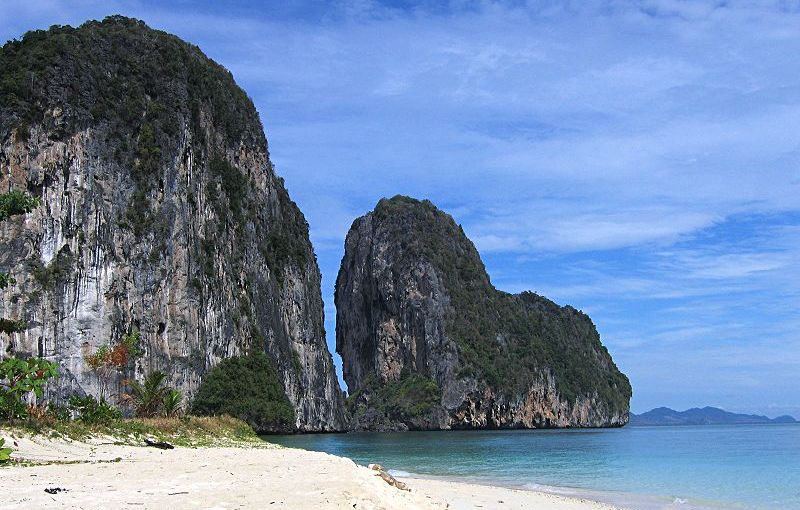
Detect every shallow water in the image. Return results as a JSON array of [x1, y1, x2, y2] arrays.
[[270, 424, 800, 510]]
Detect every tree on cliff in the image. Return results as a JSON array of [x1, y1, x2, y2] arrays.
[[0, 190, 39, 335]]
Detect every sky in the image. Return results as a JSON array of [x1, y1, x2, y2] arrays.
[[1, 0, 799, 417]]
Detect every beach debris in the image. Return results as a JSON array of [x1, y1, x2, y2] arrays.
[[370, 465, 410, 491], [144, 439, 175, 450], [380, 471, 409, 491], [44, 487, 67, 494]]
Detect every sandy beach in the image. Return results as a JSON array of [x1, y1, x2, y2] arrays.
[[0, 431, 622, 510]]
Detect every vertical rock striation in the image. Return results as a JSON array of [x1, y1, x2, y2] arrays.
[[336, 196, 631, 430], [0, 17, 345, 431]]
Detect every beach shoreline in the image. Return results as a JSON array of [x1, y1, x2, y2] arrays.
[[0, 430, 623, 509]]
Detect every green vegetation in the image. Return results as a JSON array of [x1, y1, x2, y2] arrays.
[[261, 230, 308, 277], [191, 351, 295, 433], [7, 415, 263, 450], [346, 372, 441, 427], [84, 332, 143, 401], [374, 372, 441, 420], [163, 389, 183, 418], [0, 360, 260, 456], [83, 342, 181, 420], [30, 245, 74, 289], [68, 395, 122, 425], [0, 273, 14, 289], [0, 357, 59, 420], [372, 196, 631, 414], [134, 121, 161, 179], [125, 371, 181, 418], [0, 356, 262, 455], [0, 318, 26, 336], [258, 184, 311, 280], [0, 190, 39, 220], [0, 437, 12, 462], [0, 16, 261, 148], [208, 155, 248, 221]]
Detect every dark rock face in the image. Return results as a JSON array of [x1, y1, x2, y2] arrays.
[[0, 17, 345, 431], [336, 196, 631, 430]]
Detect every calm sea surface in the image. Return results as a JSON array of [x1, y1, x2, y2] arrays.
[[270, 424, 800, 510]]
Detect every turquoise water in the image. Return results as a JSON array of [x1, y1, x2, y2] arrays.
[[270, 424, 800, 509]]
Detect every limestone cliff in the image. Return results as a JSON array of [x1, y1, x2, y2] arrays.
[[0, 17, 345, 431], [336, 196, 631, 430]]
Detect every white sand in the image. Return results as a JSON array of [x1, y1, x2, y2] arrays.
[[406, 478, 623, 510], [1, 431, 622, 510]]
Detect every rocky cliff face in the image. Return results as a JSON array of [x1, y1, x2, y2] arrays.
[[0, 17, 345, 431], [336, 196, 631, 430]]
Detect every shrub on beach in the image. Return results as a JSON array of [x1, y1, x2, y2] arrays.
[[69, 395, 123, 425], [0, 437, 12, 462], [0, 356, 59, 420], [84, 331, 143, 401], [123, 370, 184, 418], [191, 351, 295, 433], [163, 389, 183, 417], [125, 371, 170, 417]]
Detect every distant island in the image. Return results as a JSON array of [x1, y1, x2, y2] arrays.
[[630, 406, 797, 426]]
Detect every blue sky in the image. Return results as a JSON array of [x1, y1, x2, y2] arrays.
[[2, 0, 799, 417]]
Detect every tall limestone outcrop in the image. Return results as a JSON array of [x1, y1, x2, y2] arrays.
[[336, 196, 631, 430], [0, 17, 345, 431]]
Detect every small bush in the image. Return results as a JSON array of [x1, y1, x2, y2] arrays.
[[0, 437, 12, 462], [46, 402, 70, 422], [0, 357, 59, 420], [124, 371, 171, 418], [0, 190, 39, 220], [191, 351, 295, 433], [68, 395, 122, 425], [162, 389, 183, 417], [30, 246, 74, 289], [0, 318, 27, 335], [84, 331, 143, 401], [0, 273, 16, 289]]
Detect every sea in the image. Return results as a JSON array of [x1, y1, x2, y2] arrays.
[[270, 423, 800, 510]]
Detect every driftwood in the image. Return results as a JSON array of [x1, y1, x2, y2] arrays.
[[369, 463, 409, 491], [144, 439, 175, 450]]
